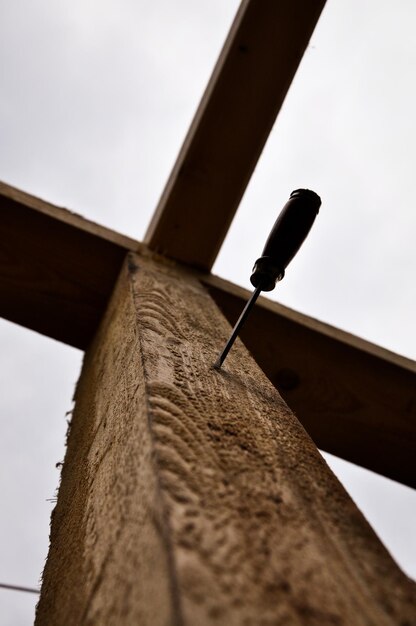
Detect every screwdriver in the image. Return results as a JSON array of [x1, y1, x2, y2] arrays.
[[214, 189, 321, 369]]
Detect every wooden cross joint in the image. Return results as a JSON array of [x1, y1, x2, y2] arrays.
[[1, 1, 415, 623]]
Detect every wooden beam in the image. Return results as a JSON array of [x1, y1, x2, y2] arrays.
[[205, 275, 416, 488], [1, 181, 415, 485], [145, 0, 327, 270], [0, 181, 139, 348], [36, 254, 416, 625]]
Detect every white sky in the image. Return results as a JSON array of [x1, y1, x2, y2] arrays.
[[0, 1, 415, 623]]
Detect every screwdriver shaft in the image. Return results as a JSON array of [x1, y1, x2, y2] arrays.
[[214, 190, 321, 372], [214, 284, 262, 369]]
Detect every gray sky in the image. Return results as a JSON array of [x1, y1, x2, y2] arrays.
[[1, 1, 415, 623]]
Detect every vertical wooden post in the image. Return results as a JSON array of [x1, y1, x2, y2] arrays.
[[36, 254, 415, 625]]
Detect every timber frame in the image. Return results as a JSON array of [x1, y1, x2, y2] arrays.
[[1, 181, 415, 488], [1, 0, 415, 623]]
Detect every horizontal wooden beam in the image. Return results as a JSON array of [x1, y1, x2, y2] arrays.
[[1, 181, 415, 487], [145, 0, 326, 270], [0, 181, 140, 349]]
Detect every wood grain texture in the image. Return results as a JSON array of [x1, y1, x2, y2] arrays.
[[204, 275, 416, 488], [36, 254, 415, 625], [0, 180, 140, 348], [36, 259, 175, 625], [145, 0, 327, 270]]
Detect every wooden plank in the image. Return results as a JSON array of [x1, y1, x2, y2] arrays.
[[0, 181, 139, 348], [204, 275, 416, 488], [145, 0, 327, 270], [1, 182, 414, 484], [36, 254, 415, 625]]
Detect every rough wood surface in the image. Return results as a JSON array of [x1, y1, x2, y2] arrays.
[[36, 254, 415, 625], [204, 275, 416, 488], [145, 0, 327, 270]]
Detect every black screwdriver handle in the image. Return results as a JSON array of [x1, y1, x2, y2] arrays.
[[250, 188, 321, 292]]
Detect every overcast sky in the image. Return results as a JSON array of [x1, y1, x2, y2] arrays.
[[1, 1, 415, 623]]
